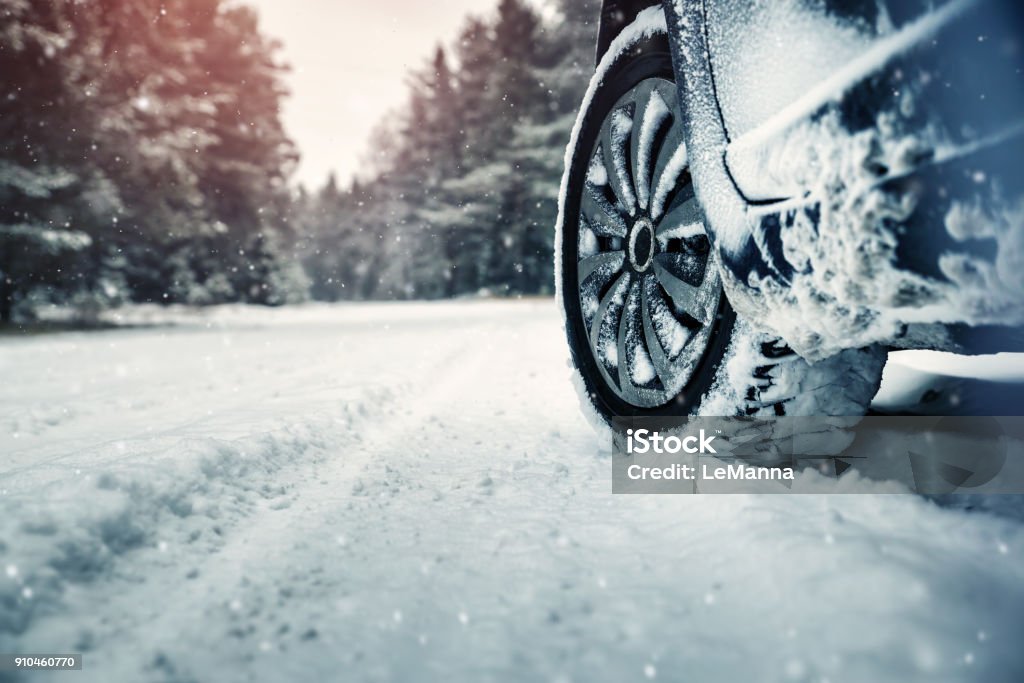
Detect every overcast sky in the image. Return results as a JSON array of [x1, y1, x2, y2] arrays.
[[246, 0, 503, 190]]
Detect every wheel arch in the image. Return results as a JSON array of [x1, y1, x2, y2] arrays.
[[595, 0, 664, 65]]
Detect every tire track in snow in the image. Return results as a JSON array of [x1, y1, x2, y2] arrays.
[[1, 324, 498, 682]]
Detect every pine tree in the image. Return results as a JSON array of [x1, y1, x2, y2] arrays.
[[0, 0, 106, 321], [453, 16, 499, 166]]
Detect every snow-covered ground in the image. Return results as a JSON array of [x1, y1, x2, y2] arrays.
[[1, 300, 1022, 682]]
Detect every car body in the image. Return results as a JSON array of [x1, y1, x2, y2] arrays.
[[594, 0, 1024, 360], [556, 0, 1023, 424]]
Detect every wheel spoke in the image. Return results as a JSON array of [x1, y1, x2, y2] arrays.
[[577, 251, 624, 287], [630, 82, 671, 212], [640, 277, 674, 383], [649, 117, 687, 220], [615, 281, 664, 403], [581, 184, 627, 237], [579, 251, 622, 330], [616, 280, 642, 396], [655, 189, 703, 240], [589, 271, 629, 361], [652, 254, 709, 324], [644, 273, 694, 357], [601, 106, 637, 216]]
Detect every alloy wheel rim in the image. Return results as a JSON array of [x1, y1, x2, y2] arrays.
[[575, 77, 723, 408]]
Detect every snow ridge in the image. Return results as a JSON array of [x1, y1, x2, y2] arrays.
[[0, 397, 388, 640]]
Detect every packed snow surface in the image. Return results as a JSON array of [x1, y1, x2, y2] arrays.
[[1, 301, 1023, 682]]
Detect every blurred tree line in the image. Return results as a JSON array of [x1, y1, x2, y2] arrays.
[[0, 0, 599, 322], [291, 0, 599, 301], [0, 0, 305, 322]]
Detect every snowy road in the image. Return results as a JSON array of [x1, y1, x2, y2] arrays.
[[1, 301, 1023, 682]]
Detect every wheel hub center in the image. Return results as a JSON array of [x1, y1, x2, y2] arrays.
[[628, 217, 655, 272]]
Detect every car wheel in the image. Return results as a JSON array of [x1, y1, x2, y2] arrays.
[[555, 7, 886, 434]]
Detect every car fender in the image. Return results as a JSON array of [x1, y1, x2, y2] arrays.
[[596, 0, 661, 65]]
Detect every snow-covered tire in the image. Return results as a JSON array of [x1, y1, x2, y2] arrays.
[[554, 7, 887, 434]]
